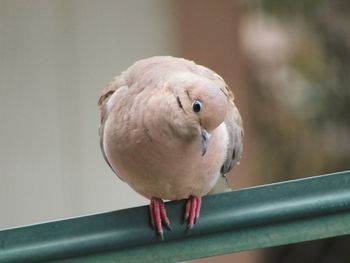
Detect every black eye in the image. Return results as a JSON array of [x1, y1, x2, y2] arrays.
[[192, 100, 203, 113]]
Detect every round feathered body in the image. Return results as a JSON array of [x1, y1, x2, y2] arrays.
[[98, 56, 243, 200]]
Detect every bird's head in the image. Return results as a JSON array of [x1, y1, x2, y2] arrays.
[[170, 73, 228, 155]]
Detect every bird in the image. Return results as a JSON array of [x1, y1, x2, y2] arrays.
[[98, 56, 243, 239]]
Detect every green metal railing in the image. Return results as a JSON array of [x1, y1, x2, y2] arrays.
[[1, 170, 350, 262]]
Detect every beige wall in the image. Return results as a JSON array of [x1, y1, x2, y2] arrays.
[[0, 0, 177, 229]]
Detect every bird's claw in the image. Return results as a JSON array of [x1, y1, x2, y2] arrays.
[[150, 196, 202, 239], [183, 195, 202, 229], [149, 197, 171, 239]]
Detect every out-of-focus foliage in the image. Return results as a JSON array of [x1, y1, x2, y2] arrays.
[[240, 1, 350, 262], [241, 0, 350, 182]]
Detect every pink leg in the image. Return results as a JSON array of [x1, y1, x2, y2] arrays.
[[149, 197, 171, 240], [184, 196, 202, 229]]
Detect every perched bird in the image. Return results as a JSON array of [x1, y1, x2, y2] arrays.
[[98, 56, 243, 239]]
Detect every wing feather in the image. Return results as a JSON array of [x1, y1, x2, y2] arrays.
[[195, 64, 243, 175], [98, 76, 126, 180]]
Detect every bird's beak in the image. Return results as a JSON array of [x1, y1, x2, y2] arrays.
[[201, 128, 210, 156]]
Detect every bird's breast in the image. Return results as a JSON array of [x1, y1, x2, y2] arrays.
[[104, 108, 229, 200]]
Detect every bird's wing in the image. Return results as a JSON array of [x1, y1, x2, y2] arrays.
[[221, 102, 244, 175], [98, 76, 126, 180], [216, 79, 243, 175], [196, 65, 244, 175]]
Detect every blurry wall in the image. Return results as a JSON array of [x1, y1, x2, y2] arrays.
[[0, 0, 177, 229]]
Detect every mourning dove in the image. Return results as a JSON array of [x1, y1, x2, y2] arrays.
[[98, 56, 243, 239]]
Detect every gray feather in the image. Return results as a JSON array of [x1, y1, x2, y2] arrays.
[[98, 77, 125, 181], [221, 104, 244, 176]]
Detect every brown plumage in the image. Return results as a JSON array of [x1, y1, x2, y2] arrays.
[[98, 56, 243, 238]]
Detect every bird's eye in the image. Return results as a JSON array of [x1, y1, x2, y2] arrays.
[[192, 100, 203, 113]]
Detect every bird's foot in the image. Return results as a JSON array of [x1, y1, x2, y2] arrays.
[[183, 195, 202, 229], [149, 197, 171, 240]]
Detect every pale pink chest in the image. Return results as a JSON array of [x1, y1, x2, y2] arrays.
[[104, 117, 229, 200]]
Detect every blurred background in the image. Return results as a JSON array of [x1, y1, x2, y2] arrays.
[[1, 0, 349, 262]]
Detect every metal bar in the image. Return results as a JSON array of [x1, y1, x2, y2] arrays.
[[1, 170, 350, 263]]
